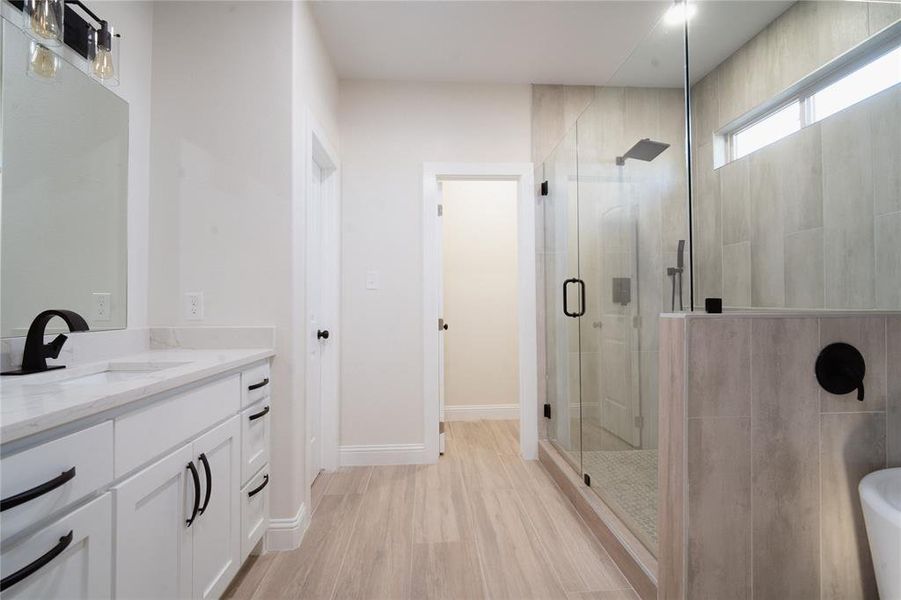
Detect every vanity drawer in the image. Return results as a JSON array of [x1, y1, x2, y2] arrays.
[[242, 363, 271, 407], [0, 493, 112, 599], [241, 400, 271, 485], [1, 422, 113, 541], [114, 375, 240, 477], [240, 467, 270, 562]]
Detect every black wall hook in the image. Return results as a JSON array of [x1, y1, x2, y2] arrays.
[[815, 342, 866, 401]]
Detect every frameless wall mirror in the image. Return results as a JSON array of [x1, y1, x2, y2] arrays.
[[1, 17, 128, 338]]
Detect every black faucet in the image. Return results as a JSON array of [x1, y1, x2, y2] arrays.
[[2, 310, 90, 376]]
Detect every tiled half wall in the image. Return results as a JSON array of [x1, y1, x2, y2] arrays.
[[659, 313, 901, 599]]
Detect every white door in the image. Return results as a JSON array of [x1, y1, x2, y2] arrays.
[[307, 161, 324, 477], [437, 195, 447, 454], [191, 417, 241, 600], [113, 444, 194, 599], [0, 494, 112, 599]]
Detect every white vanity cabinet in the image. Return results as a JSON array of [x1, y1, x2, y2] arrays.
[[0, 358, 272, 600]]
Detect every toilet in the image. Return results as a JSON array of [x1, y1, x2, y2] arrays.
[[860, 468, 901, 600]]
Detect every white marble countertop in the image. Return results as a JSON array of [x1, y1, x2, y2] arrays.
[[0, 348, 274, 445]]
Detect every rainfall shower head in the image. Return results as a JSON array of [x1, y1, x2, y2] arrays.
[[616, 138, 670, 166]]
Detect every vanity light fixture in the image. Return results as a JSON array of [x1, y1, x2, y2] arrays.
[[23, 0, 64, 47], [13, 0, 121, 86]]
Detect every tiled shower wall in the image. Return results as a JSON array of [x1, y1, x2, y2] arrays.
[[691, 1, 901, 310], [659, 313, 901, 600], [533, 84, 687, 450]]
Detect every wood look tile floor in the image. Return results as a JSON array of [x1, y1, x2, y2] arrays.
[[224, 421, 638, 600]]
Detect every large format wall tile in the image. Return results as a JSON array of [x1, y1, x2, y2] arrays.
[[876, 212, 901, 309], [722, 242, 751, 308], [784, 228, 824, 309], [687, 416, 752, 600], [749, 149, 785, 307], [751, 318, 821, 600], [889, 317, 901, 467], [822, 102, 876, 309], [820, 412, 885, 600], [780, 126, 824, 235], [868, 1, 901, 34], [870, 86, 901, 217], [719, 158, 750, 245], [687, 317, 751, 418], [819, 317, 887, 412]]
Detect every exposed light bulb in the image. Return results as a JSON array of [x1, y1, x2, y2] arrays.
[[29, 42, 59, 79], [93, 47, 115, 80], [29, 0, 63, 41], [664, 2, 697, 26]]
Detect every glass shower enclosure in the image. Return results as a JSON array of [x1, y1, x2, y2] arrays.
[[539, 10, 689, 557]]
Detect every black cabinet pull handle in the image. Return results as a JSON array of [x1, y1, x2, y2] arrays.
[[197, 454, 212, 516], [248, 475, 269, 498], [186, 462, 201, 527], [0, 530, 73, 592], [248, 378, 269, 391], [248, 405, 270, 421], [1, 467, 76, 513]]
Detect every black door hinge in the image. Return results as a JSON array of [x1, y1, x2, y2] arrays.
[[543, 403, 551, 419], [583, 473, 591, 486], [540, 181, 549, 196]]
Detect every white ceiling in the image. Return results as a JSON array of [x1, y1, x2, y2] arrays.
[[312, 0, 796, 88]]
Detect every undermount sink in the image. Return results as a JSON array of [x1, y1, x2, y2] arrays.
[[860, 468, 901, 600], [26, 362, 189, 388]]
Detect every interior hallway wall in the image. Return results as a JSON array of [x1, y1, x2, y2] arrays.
[[442, 180, 519, 413], [148, 0, 339, 535], [338, 80, 531, 451], [690, 0, 901, 310]]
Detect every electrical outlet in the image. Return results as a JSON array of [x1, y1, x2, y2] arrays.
[[93, 292, 111, 321], [185, 292, 204, 321]]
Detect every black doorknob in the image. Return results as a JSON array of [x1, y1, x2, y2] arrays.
[[442, 323, 449, 331], [317, 330, 329, 340]]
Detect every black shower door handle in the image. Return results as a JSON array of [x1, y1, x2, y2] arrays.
[[562, 278, 586, 318]]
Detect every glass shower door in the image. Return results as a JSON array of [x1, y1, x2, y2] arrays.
[[542, 128, 582, 470]]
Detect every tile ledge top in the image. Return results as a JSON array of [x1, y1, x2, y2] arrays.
[[661, 310, 901, 319], [0, 347, 274, 446]]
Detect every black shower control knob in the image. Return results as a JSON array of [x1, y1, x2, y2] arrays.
[[815, 342, 866, 401]]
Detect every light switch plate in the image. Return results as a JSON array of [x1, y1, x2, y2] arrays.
[[185, 292, 204, 321], [365, 270, 380, 290], [92, 292, 111, 321]]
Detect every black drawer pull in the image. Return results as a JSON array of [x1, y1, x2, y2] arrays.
[[186, 462, 201, 527], [248, 475, 269, 498], [198, 454, 212, 516], [248, 378, 269, 391], [0, 530, 73, 592], [1, 467, 76, 513], [248, 405, 270, 421]]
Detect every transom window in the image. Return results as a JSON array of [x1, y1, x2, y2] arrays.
[[720, 35, 901, 165]]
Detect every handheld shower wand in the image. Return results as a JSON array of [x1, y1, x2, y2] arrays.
[[667, 240, 686, 312]]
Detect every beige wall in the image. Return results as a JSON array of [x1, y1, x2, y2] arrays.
[[691, 1, 901, 310], [441, 180, 519, 408], [338, 80, 532, 448], [659, 313, 901, 600]]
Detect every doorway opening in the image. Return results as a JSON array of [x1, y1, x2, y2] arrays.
[[439, 180, 520, 455], [422, 163, 537, 463]]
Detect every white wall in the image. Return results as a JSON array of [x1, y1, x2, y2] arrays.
[[442, 180, 519, 408], [148, 0, 338, 534], [338, 80, 531, 448]]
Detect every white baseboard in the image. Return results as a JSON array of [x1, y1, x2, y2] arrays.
[[339, 443, 428, 466], [265, 502, 309, 551], [444, 403, 519, 421]]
